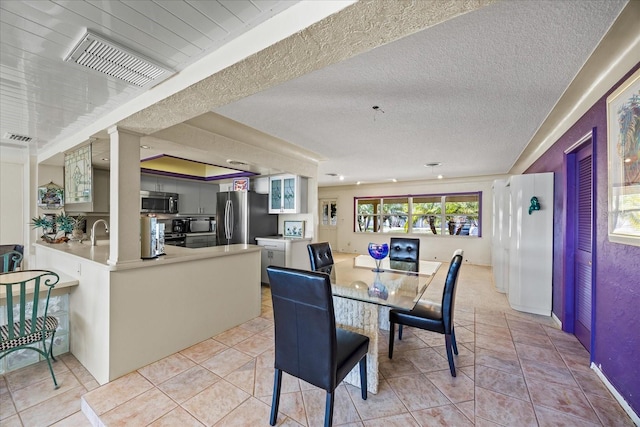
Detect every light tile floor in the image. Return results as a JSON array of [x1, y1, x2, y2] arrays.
[[1, 258, 635, 426]]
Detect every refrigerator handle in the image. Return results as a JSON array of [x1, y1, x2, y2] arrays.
[[228, 200, 234, 239], [225, 200, 232, 240]]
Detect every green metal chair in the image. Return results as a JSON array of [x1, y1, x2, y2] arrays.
[[1, 249, 23, 272], [0, 270, 60, 389]]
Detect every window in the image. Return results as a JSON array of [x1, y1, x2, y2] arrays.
[[320, 199, 338, 226], [355, 192, 481, 236]]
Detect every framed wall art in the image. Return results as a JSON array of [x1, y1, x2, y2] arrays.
[[233, 177, 249, 191], [607, 68, 640, 246], [37, 181, 64, 209], [284, 220, 305, 238]]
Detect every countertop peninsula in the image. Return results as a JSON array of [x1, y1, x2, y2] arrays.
[[35, 240, 261, 270]]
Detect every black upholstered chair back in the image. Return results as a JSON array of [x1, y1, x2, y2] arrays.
[[441, 251, 463, 335], [267, 266, 338, 391], [389, 238, 419, 271], [308, 242, 335, 272]]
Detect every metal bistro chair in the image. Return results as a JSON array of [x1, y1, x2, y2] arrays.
[[0, 270, 61, 389], [267, 266, 369, 427], [1, 250, 23, 273]]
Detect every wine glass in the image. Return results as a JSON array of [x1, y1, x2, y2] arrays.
[[368, 243, 389, 272]]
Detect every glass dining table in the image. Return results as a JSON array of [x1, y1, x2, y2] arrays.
[[326, 255, 442, 394]]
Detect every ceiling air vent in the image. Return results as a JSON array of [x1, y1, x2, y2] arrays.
[[64, 31, 172, 88], [4, 132, 33, 143]]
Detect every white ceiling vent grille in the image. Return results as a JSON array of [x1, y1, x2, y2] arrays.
[[4, 132, 33, 143], [64, 31, 172, 88]]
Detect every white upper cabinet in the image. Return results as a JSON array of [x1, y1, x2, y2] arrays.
[[269, 174, 307, 214], [65, 168, 109, 213]]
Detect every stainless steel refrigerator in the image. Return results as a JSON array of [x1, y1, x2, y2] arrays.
[[217, 191, 278, 245]]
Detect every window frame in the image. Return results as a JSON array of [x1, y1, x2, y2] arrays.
[[354, 192, 482, 237]]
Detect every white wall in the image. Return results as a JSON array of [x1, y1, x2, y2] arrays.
[[318, 175, 509, 266], [0, 147, 26, 246]]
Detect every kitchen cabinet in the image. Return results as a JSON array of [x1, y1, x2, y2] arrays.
[[175, 181, 219, 214], [66, 168, 110, 213], [260, 243, 285, 284], [256, 237, 311, 284], [140, 174, 177, 193], [503, 173, 554, 316], [185, 233, 217, 248], [268, 174, 308, 214]]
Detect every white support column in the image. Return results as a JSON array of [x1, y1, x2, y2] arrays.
[[108, 126, 141, 265]]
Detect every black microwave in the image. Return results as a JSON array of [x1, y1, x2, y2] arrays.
[[140, 191, 179, 214]]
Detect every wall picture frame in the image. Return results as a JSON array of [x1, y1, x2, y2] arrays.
[[607, 68, 640, 246], [37, 181, 64, 209], [284, 220, 305, 238], [233, 177, 249, 191]]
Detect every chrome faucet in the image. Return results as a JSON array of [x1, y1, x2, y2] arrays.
[[91, 219, 109, 246]]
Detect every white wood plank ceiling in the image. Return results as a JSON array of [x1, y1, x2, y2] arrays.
[[0, 0, 298, 150]]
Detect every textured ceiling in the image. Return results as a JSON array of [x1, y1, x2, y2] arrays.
[[0, 0, 634, 188], [213, 0, 628, 185]]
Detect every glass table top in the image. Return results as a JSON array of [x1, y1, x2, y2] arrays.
[[328, 256, 442, 310]]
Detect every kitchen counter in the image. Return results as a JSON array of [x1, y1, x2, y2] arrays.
[[255, 236, 312, 283], [35, 240, 259, 270], [255, 235, 311, 242], [34, 240, 262, 385]]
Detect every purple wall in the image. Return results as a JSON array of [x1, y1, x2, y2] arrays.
[[526, 63, 640, 414]]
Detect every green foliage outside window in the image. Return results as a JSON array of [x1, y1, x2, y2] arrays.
[[355, 193, 481, 236]]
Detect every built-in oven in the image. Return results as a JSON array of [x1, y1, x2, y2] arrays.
[[164, 232, 186, 247], [140, 191, 179, 214]]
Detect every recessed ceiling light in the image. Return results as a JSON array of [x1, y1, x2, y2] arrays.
[[140, 145, 150, 149], [101, 158, 109, 161], [339, 175, 345, 181], [356, 181, 362, 185], [437, 174, 443, 179], [326, 173, 339, 177], [227, 159, 247, 166], [424, 162, 442, 167], [390, 178, 397, 183]]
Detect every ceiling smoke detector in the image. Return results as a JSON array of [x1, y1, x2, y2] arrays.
[[3, 132, 33, 143], [64, 31, 173, 88]]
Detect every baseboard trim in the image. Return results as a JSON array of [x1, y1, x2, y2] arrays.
[[551, 312, 562, 328], [590, 363, 639, 425]]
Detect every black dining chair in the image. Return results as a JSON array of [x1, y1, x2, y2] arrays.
[[267, 266, 369, 427], [388, 249, 463, 377], [389, 237, 420, 272], [307, 242, 334, 273]]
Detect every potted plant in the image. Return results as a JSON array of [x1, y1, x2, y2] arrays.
[[55, 213, 85, 240], [30, 215, 64, 243], [30, 213, 85, 243]]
